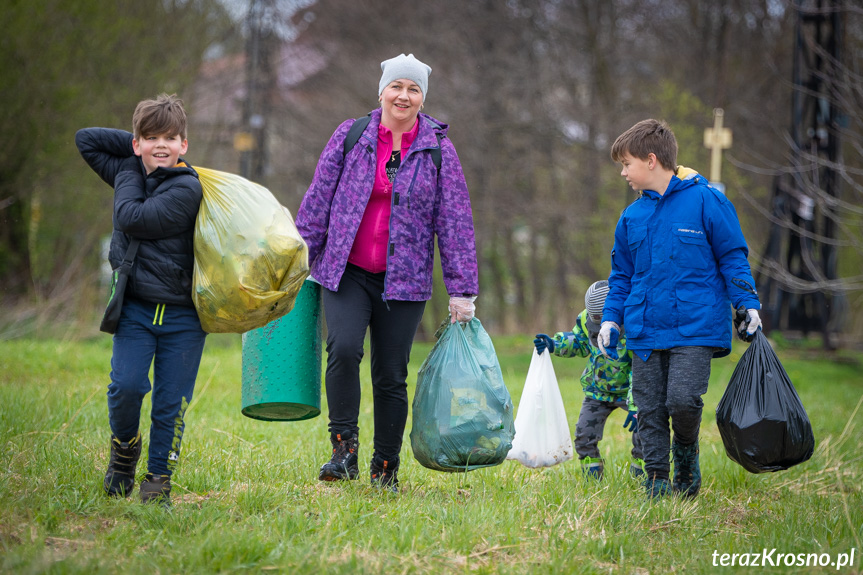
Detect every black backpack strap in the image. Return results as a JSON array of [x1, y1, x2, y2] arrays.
[[426, 120, 443, 171], [344, 113, 443, 171], [431, 134, 442, 171], [122, 238, 140, 263], [343, 114, 372, 159]]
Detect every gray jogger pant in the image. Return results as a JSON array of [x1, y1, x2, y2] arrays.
[[574, 395, 643, 461], [630, 347, 714, 480]]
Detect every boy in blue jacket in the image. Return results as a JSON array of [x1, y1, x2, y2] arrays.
[[534, 280, 643, 480], [76, 94, 206, 506], [598, 119, 761, 499]]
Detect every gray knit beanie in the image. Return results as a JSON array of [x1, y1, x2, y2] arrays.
[[585, 280, 610, 319], [378, 53, 431, 102]]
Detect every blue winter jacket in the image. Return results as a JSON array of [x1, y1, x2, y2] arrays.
[[603, 173, 760, 359]]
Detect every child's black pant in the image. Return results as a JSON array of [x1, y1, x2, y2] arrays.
[[630, 347, 714, 480], [322, 263, 426, 462], [574, 396, 643, 462]]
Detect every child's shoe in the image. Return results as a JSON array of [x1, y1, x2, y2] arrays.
[[629, 458, 645, 479], [370, 455, 399, 493], [140, 473, 171, 507], [580, 457, 604, 480], [643, 476, 671, 500], [319, 431, 359, 481], [103, 433, 141, 497], [671, 440, 701, 498]]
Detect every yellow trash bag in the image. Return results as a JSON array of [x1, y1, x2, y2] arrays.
[[193, 167, 309, 333]]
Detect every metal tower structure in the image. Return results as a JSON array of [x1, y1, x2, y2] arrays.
[[755, 0, 846, 348]]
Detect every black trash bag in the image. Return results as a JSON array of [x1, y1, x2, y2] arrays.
[[716, 330, 814, 473]]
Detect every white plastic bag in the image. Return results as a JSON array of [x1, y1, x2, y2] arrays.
[[506, 350, 573, 468]]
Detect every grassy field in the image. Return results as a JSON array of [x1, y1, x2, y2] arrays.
[[1, 330, 861, 574]]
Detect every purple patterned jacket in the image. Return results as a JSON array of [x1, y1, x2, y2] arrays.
[[296, 108, 479, 301]]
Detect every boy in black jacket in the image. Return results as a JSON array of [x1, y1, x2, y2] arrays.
[[76, 93, 206, 506]]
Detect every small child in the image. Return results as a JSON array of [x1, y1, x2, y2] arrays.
[[76, 93, 206, 506], [534, 280, 643, 480], [599, 119, 761, 499]]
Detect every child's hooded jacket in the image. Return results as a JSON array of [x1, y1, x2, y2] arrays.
[[553, 309, 635, 408], [603, 171, 760, 359], [76, 128, 201, 307]]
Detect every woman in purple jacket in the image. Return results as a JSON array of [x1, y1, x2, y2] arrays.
[[296, 53, 479, 492]]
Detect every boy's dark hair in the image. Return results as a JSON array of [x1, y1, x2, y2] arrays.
[[610, 119, 677, 171], [132, 93, 188, 140]]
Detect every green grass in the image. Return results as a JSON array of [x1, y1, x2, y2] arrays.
[[1, 333, 861, 574]]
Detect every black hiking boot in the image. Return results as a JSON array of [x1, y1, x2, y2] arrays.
[[370, 454, 399, 493], [103, 433, 141, 497], [318, 431, 359, 481], [672, 440, 701, 498], [643, 475, 671, 500], [140, 473, 172, 507]]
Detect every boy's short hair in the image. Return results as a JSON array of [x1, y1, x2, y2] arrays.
[[610, 119, 677, 171], [132, 93, 188, 140]]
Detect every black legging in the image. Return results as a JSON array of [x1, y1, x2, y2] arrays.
[[322, 263, 426, 461]]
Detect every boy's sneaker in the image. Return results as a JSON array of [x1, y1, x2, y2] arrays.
[[140, 473, 171, 506], [370, 455, 399, 493], [103, 433, 141, 497], [580, 457, 604, 480], [629, 458, 645, 479], [672, 440, 701, 498], [319, 431, 359, 481], [643, 476, 671, 500]]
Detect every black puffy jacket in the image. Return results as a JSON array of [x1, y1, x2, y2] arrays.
[[76, 128, 202, 307]]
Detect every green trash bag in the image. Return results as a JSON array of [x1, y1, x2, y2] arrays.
[[410, 318, 515, 472]]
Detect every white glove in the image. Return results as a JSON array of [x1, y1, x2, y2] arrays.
[[597, 321, 621, 359], [449, 296, 476, 324], [740, 308, 762, 337]]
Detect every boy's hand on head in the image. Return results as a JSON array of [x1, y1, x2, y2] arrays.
[[598, 321, 620, 360], [534, 333, 555, 356]]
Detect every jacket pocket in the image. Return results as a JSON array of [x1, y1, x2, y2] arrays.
[[676, 284, 714, 336], [623, 289, 646, 338], [627, 225, 649, 274], [672, 224, 710, 269], [146, 256, 189, 297]]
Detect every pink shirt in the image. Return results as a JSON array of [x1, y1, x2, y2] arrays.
[[348, 118, 419, 273]]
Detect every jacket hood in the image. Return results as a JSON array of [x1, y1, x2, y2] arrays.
[[660, 170, 706, 199], [675, 165, 700, 180], [147, 158, 198, 182], [418, 112, 449, 137]]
